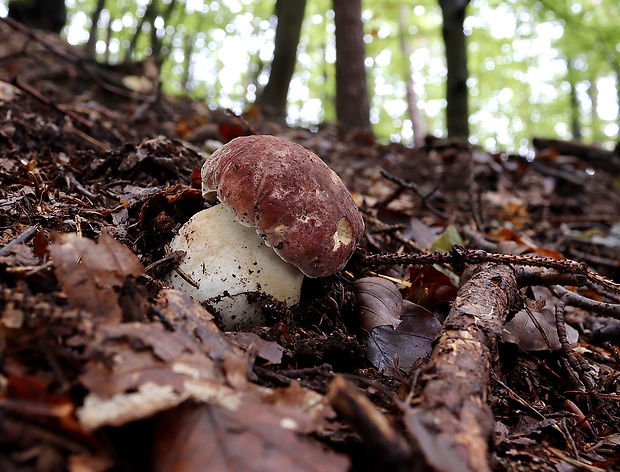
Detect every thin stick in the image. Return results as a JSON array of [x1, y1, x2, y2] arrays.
[[0, 225, 39, 256]]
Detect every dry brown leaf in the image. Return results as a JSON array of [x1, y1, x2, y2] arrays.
[[152, 401, 350, 472], [353, 276, 402, 332], [50, 233, 144, 324], [155, 289, 246, 366], [502, 287, 578, 351], [227, 331, 285, 364], [366, 301, 441, 376]]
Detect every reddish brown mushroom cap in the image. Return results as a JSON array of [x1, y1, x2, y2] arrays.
[[202, 135, 364, 277]]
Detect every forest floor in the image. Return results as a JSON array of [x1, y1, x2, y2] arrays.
[[1, 18, 620, 472]]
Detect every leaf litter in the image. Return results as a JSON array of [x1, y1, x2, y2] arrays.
[[1, 19, 620, 471]]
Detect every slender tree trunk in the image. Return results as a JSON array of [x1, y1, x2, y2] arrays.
[[125, 0, 155, 62], [257, 0, 307, 120], [567, 59, 581, 140], [399, 5, 425, 147], [8, 0, 66, 33], [588, 77, 601, 143], [439, 0, 470, 138], [333, 0, 371, 132], [182, 33, 195, 93], [85, 0, 106, 58], [104, 20, 112, 63]]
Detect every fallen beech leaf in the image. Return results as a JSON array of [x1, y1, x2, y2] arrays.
[[503, 308, 578, 351], [353, 277, 402, 332], [77, 324, 244, 430], [152, 401, 349, 472], [502, 287, 578, 351], [227, 332, 285, 364], [366, 301, 441, 376], [155, 289, 242, 362], [50, 233, 144, 324]]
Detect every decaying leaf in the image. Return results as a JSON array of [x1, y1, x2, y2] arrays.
[[366, 301, 442, 376], [227, 331, 285, 364], [152, 401, 349, 472], [403, 265, 458, 310], [50, 233, 145, 324], [76, 287, 344, 472], [353, 276, 402, 332], [77, 320, 242, 429], [352, 277, 442, 375], [503, 288, 579, 351], [155, 289, 240, 362]]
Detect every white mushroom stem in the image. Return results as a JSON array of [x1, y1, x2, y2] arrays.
[[165, 204, 304, 330]]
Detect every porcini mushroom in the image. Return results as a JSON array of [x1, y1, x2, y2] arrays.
[[166, 135, 364, 329]]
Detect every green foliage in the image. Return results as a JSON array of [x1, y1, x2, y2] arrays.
[[3, 0, 617, 152]]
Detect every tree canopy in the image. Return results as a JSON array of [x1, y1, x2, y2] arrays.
[[1, 0, 617, 152]]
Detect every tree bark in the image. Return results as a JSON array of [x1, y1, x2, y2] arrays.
[[405, 263, 519, 472], [439, 0, 470, 138], [333, 0, 371, 132], [85, 0, 106, 59], [398, 5, 425, 147], [567, 59, 582, 140], [8, 0, 66, 33], [257, 0, 307, 120]]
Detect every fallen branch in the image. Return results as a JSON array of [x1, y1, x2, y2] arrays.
[[532, 137, 620, 174], [404, 263, 520, 472]]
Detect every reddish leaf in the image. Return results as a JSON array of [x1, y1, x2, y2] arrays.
[[218, 122, 245, 142], [403, 266, 458, 309], [32, 227, 49, 258]]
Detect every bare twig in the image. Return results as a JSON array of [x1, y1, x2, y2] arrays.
[[552, 286, 620, 320], [555, 297, 604, 406], [380, 169, 446, 218], [0, 225, 39, 256], [363, 246, 620, 294]]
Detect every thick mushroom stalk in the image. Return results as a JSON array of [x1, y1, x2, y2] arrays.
[[166, 135, 364, 329], [166, 204, 304, 330]]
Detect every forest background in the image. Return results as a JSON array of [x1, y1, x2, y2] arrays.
[[1, 0, 619, 155]]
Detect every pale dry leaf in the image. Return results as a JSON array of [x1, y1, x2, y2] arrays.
[[502, 286, 578, 351]]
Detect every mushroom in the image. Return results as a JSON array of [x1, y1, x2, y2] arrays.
[[166, 135, 364, 329]]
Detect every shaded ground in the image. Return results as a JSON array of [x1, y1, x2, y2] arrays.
[[1, 19, 620, 472]]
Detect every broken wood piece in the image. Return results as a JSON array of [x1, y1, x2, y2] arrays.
[[405, 263, 519, 472], [328, 375, 413, 471], [532, 137, 620, 174]]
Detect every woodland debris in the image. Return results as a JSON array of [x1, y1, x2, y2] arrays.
[[405, 263, 519, 472], [533, 137, 620, 174]]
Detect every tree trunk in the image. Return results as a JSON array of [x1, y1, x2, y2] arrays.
[[257, 0, 307, 120], [567, 59, 582, 140], [398, 5, 425, 147], [8, 0, 66, 33], [439, 0, 470, 138], [85, 0, 106, 59], [333, 0, 371, 132]]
